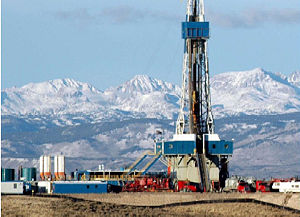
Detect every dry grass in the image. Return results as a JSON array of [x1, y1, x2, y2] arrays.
[[2, 195, 299, 217], [69, 192, 300, 210]]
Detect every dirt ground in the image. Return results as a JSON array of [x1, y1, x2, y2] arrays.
[[2, 195, 299, 217], [70, 192, 300, 210]]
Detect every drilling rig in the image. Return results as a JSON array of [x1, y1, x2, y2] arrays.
[[155, 0, 233, 192]]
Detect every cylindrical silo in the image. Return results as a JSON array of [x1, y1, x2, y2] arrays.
[[21, 168, 37, 181], [58, 155, 65, 180], [40, 155, 44, 180], [1, 168, 15, 181], [43, 155, 51, 180], [54, 155, 58, 180]]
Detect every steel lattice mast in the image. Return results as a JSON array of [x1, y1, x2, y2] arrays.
[[176, 0, 214, 136], [176, 0, 223, 192], [156, 0, 233, 192]]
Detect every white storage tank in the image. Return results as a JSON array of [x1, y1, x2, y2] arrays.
[[43, 155, 51, 180], [39, 155, 44, 180], [54, 155, 58, 180], [54, 155, 65, 180], [58, 155, 65, 180]]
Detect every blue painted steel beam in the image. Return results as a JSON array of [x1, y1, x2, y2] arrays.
[[142, 154, 161, 175], [127, 154, 148, 174]]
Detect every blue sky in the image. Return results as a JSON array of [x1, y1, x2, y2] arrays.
[[2, 0, 300, 90]]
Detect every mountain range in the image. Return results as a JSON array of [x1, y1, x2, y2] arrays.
[[1, 68, 300, 178], [2, 68, 300, 120]]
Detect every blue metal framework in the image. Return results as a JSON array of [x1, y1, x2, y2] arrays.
[[141, 154, 162, 175], [182, 22, 209, 39], [127, 155, 148, 174]]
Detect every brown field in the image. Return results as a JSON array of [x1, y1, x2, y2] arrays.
[[2, 194, 299, 217], [69, 192, 299, 207]]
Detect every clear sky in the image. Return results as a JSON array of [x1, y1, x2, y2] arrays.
[[2, 0, 300, 90]]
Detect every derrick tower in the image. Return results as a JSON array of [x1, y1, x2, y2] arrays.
[[155, 0, 233, 192], [176, 0, 213, 136]]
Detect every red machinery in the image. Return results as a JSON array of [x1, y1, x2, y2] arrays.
[[122, 177, 171, 192], [237, 181, 252, 193], [238, 179, 283, 193], [176, 181, 197, 192], [256, 180, 272, 192], [256, 179, 292, 192]]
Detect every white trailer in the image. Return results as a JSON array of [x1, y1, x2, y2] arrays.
[[272, 181, 300, 193], [1, 181, 24, 194]]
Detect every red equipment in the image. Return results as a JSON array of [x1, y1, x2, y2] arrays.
[[237, 182, 251, 193], [176, 181, 197, 192], [256, 180, 272, 192], [122, 177, 171, 192]]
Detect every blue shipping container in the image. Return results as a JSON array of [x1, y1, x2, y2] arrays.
[[52, 181, 108, 194]]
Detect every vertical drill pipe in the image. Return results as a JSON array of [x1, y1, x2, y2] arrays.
[[200, 153, 210, 191], [192, 41, 198, 133], [188, 39, 194, 134]]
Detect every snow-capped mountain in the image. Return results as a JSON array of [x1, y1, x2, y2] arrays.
[[1, 75, 181, 120], [211, 68, 300, 116], [1, 78, 105, 116], [106, 74, 179, 95], [103, 75, 181, 119], [2, 68, 300, 122]]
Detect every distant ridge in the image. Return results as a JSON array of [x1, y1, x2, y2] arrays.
[[2, 68, 300, 121]]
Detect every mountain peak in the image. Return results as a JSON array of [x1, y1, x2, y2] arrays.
[[128, 74, 156, 92], [19, 78, 101, 95], [211, 68, 300, 116], [1, 78, 103, 115], [106, 74, 178, 95], [49, 78, 80, 87], [132, 74, 152, 80], [102, 74, 180, 119], [212, 68, 285, 86], [251, 67, 265, 73]]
